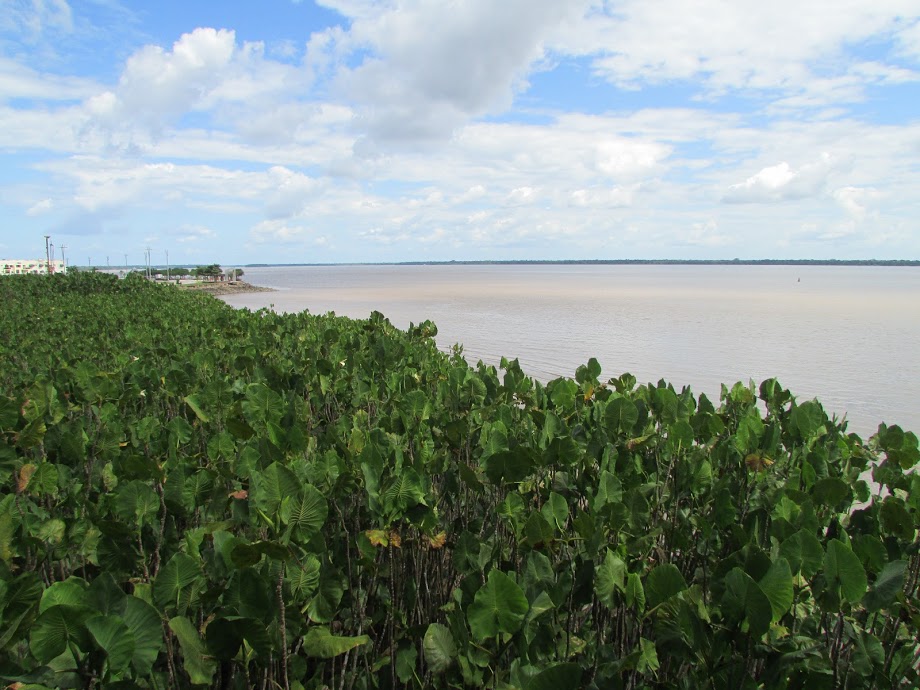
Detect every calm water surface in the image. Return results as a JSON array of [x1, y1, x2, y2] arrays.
[[221, 265, 920, 439]]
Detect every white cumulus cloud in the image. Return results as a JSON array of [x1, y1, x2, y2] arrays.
[[26, 197, 53, 215], [723, 155, 835, 203], [250, 219, 310, 244], [333, 0, 589, 143], [833, 186, 882, 218]]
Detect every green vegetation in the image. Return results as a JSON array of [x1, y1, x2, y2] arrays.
[[1, 272, 918, 689]]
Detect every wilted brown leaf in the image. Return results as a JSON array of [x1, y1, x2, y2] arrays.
[[17, 464, 36, 493], [745, 454, 774, 472]]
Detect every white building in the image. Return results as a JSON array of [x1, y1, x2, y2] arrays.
[[1, 259, 66, 275]]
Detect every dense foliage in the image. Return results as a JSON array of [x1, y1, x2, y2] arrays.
[[0, 272, 918, 689]]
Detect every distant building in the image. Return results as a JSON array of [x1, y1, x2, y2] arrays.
[[1, 259, 65, 275]]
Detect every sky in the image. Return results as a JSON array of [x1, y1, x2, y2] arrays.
[[1, 0, 919, 266]]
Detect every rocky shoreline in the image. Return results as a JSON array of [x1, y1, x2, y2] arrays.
[[178, 280, 276, 296]]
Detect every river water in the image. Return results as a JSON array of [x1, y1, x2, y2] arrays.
[[220, 264, 920, 439]]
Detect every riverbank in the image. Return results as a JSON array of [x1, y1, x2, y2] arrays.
[[177, 280, 276, 296]]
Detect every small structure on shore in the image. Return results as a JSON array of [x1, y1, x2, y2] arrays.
[[1, 259, 65, 275]]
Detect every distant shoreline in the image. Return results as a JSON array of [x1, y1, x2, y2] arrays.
[[244, 259, 920, 268], [177, 280, 276, 296]]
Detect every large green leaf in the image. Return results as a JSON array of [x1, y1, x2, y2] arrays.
[[114, 480, 159, 527], [791, 401, 825, 440], [29, 604, 94, 663], [122, 595, 163, 676], [825, 539, 868, 604], [86, 614, 135, 673], [382, 468, 428, 515], [36, 518, 65, 545], [540, 492, 568, 530], [595, 550, 627, 609], [303, 626, 370, 658], [638, 637, 660, 673], [863, 559, 907, 613], [779, 529, 824, 578], [169, 616, 217, 686], [484, 448, 537, 485], [524, 511, 554, 548], [241, 383, 284, 426], [467, 570, 529, 641], [183, 393, 210, 423], [625, 572, 646, 612], [182, 471, 214, 510], [811, 477, 849, 507], [204, 617, 271, 661], [204, 618, 243, 661], [230, 540, 290, 567], [721, 568, 772, 638], [548, 378, 579, 410], [879, 498, 914, 540], [592, 470, 623, 512], [281, 484, 329, 537], [87, 572, 127, 616], [0, 396, 19, 429], [153, 553, 201, 614], [287, 555, 321, 603], [645, 564, 687, 610], [27, 462, 58, 497], [307, 570, 345, 623], [251, 462, 300, 515], [423, 623, 456, 674], [39, 577, 90, 613], [396, 645, 418, 684], [524, 662, 582, 690], [758, 558, 794, 621], [605, 397, 638, 435]]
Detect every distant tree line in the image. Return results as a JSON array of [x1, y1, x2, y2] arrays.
[[394, 258, 920, 267], [121, 264, 244, 281], [246, 259, 920, 268]]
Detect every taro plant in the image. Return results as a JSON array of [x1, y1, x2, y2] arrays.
[[0, 272, 917, 689]]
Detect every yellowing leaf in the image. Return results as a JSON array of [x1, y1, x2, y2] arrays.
[[365, 529, 389, 547], [388, 531, 402, 549], [426, 532, 447, 549], [17, 464, 36, 493]]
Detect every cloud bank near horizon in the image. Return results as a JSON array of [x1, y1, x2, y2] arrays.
[[1, 0, 919, 264]]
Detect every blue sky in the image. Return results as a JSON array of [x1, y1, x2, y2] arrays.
[[1, 0, 919, 266]]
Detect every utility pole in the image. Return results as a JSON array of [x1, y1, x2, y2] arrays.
[[145, 246, 152, 280], [106, 256, 110, 268], [60, 244, 67, 272], [166, 249, 170, 281], [44, 235, 51, 275]]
